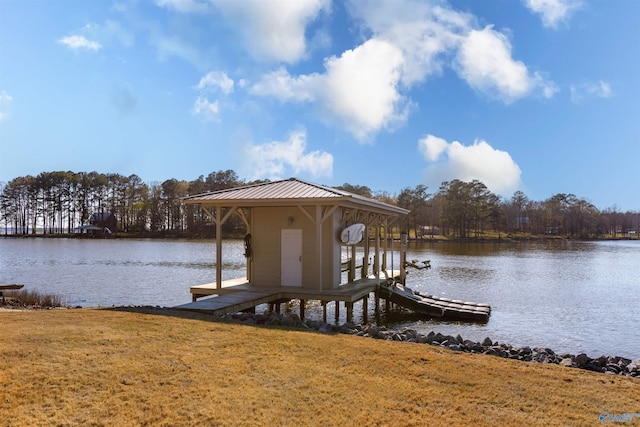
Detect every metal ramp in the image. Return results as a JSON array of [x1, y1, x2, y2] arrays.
[[377, 282, 491, 323]]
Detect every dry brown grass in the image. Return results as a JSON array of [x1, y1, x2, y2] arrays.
[[1, 308, 638, 427], [2, 289, 64, 308]]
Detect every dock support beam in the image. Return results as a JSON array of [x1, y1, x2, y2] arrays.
[[362, 295, 368, 323], [300, 299, 305, 320], [346, 302, 353, 323], [216, 207, 223, 290], [322, 301, 327, 323]]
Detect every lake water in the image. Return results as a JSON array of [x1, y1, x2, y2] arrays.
[[1, 237, 638, 360]]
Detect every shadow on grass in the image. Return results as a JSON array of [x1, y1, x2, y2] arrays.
[[101, 305, 227, 323]]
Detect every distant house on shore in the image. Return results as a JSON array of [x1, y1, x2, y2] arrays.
[[75, 212, 116, 236], [89, 212, 117, 231]]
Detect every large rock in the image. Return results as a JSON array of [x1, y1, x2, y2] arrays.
[[574, 353, 591, 369], [560, 358, 575, 368]]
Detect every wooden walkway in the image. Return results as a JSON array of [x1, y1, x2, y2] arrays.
[[175, 272, 491, 323], [175, 272, 400, 321], [173, 290, 279, 316], [187, 273, 397, 303]]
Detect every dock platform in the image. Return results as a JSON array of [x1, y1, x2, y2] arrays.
[[175, 273, 400, 322], [177, 272, 490, 323], [174, 290, 278, 316]]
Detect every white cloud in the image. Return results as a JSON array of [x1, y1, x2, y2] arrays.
[[251, 68, 319, 102], [251, 38, 408, 141], [0, 90, 12, 122], [191, 96, 220, 122], [155, 0, 211, 14], [320, 38, 406, 139], [85, 20, 134, 48], [351, 1, 555, 104], [0, 91, 12, 103], [242, 130, 333, 180], [348, 0, 469, 86], [154, 34, 202, 66], [524, 0, 582, 28], [419, 134, 449, 161], [195, 71, 234, 94], [192, 71, 234, 121], [213, 0, 330, 63], [58, 21, 132, 56], [247, 0, 556, 139], [454, 26, 556, 103], [58, 35, 102, 51], [570, 80, 612, 103], [418, 134, 522, 195]]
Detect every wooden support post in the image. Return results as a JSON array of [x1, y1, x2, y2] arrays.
[[322, 301, 327, 323], [362, 295, 368, 323], [335, 301, 340, 324], [346, 302, 353, 323], [300, 299, 305, 321], [374, 291, 380, 322], [350, 246, 356, 282], [215, 207, 223, 290], [382, 218, 388, 272], [315, 206, 323, 293], [361, 223, 370, 278], [400, 232, 408, 285]]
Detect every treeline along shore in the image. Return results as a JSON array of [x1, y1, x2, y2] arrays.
[[1, 169, 638, 239]]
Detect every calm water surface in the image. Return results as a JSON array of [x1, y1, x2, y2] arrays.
[[1, 238, 638, 359]]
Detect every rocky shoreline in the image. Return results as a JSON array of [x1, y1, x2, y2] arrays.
[[223, 310, 640, 378]]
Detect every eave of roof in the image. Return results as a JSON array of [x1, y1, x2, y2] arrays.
[[182, 178, 409, 216]]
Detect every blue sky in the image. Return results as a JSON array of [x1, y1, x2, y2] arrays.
[[1, 0, 638, 210]]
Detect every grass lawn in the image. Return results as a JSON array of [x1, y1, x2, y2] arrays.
[[1, 308, 638, 426]]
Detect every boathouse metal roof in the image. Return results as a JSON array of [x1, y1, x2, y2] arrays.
[[183, 178, 408, 215]]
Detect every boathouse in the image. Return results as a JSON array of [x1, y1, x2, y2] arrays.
[[178, 178, 409, 321]]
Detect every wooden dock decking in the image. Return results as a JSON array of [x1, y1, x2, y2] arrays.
[[173, 290, 279, 316], [175, 273, 399, 321], [177, 271, 491, 323], [187, 272, 399, 302]]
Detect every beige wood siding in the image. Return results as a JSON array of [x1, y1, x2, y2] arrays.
[[325, 211, 342, 289], [251, 206, 342, 290]]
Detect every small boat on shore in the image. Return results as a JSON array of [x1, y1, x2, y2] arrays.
[[377, 281, 491, 323], [0, 284, 25, 304]]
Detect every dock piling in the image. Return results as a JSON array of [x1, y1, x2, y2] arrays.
[[362, 295, 368, 323]]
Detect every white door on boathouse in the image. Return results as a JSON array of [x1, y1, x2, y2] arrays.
[[281, 229, 302, 287]]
